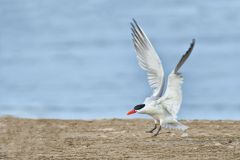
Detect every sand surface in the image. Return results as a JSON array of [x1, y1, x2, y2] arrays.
[[0, 117, 239, 160]]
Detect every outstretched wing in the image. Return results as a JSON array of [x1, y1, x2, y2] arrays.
[[159, 39, 195, 117], [131, 19, 165, 97], [174, 39, 195, 73]]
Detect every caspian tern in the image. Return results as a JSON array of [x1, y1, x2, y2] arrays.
[[127, 19, 195, 136]]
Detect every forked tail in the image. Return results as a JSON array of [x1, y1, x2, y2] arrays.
[[162, 119, 188, 131]]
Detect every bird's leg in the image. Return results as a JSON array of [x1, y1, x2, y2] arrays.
[[146, 124, 157, 133], [152, 125, 161, 137], [146, 120, 158, 133]]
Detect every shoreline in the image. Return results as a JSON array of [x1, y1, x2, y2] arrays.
[[0, 116, 239, 159]]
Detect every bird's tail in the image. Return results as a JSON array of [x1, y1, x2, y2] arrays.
[[162, 119, 188, 131]]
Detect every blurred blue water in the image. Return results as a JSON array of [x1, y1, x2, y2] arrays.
[[0, 0, 240, 120]]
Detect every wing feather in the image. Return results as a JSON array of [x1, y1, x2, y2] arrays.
[[131, 19, 165, 97], [159, 39, 195, 117], [174, 39, 195, 73]]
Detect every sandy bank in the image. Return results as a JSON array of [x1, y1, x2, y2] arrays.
[[0, 116, 239, 160]]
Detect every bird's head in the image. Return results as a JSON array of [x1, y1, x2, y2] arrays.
[[127, 104, 146, 115]]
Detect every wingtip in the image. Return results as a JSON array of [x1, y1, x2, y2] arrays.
[[174, 38, 196, 74], [192, 38, 196, 44], [130, 21, 134, 26], [132, 18, 137, 24], [191, 39, 196, 50]]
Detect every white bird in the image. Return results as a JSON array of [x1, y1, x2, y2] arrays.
[[127, 19, 195, 136]]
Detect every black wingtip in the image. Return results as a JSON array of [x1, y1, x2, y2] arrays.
[[189, 39, 196, 50], [130, 22, 134, 29], [174, 38, 196, 73], [192, 38, 196, 44], [132, 18, 137, 25]]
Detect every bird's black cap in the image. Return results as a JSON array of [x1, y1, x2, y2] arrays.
[[134, 104, 145, 110]]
